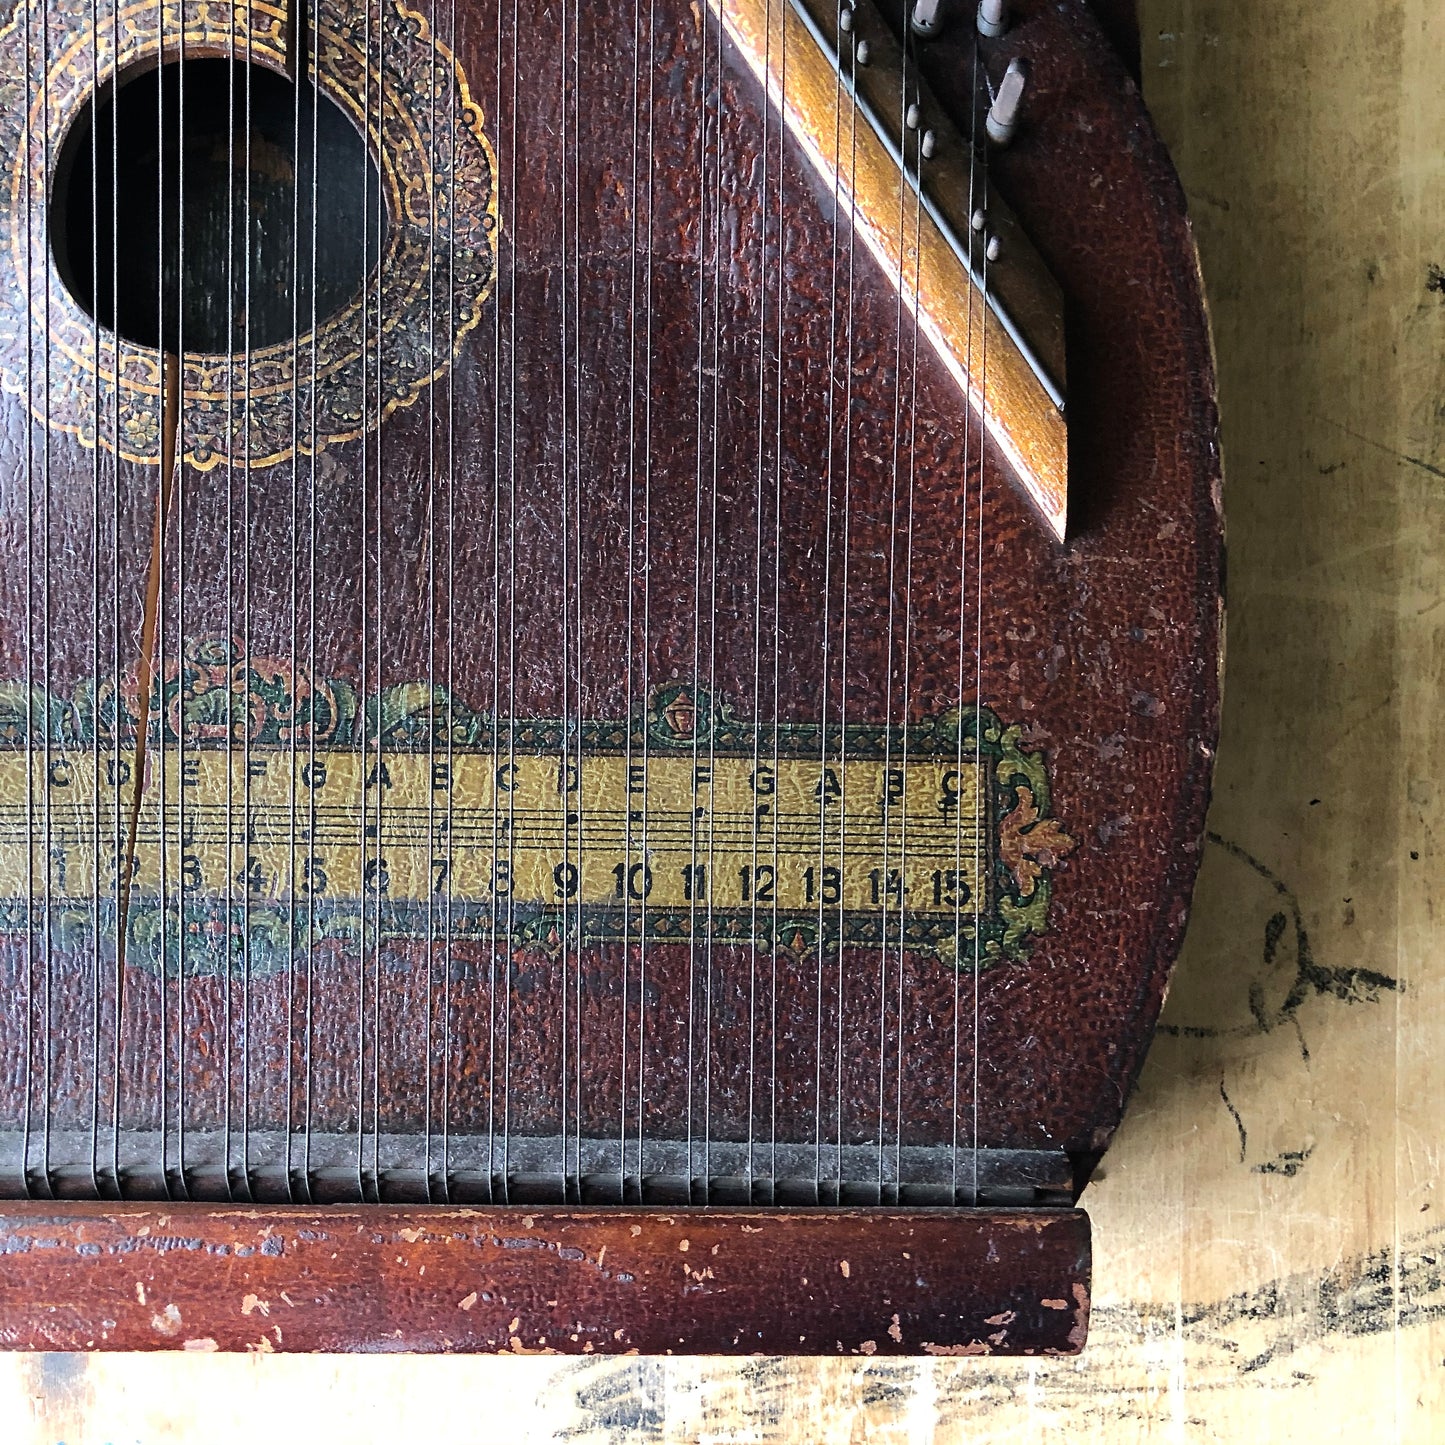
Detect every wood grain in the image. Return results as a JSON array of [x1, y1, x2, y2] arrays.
[[0, 1203, 1089, 1355]]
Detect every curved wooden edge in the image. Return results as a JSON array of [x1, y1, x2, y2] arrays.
[[0, 1203, 1090, 1356]]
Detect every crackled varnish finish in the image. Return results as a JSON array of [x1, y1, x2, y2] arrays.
[[0, 0, 1218, 1352]]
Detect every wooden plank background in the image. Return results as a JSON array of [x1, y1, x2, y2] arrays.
[[5, 0, 1443, 1436]]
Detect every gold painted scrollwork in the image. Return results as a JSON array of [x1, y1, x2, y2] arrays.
[[0, 0, 497, 468]]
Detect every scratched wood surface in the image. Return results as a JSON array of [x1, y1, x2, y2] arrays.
[[5, 0, 1444, 1437]]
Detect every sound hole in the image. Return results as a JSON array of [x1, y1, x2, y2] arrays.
[[52, 57, 387, 355]]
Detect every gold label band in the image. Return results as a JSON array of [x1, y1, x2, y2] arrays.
[[0, 656, 1073, 967]]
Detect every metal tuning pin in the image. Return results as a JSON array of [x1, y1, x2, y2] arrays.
[[986, 234, 1002, 262], [910, 0, 945, 38], [838, 6, 853, 32], [985, 57, 1027, 145], [976, 0, 1008, 39]]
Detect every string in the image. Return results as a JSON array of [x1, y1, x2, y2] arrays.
[[240, 0, 254, 1205], [86, 0, 102, 1202], [107, 0, 123, 1199], [685, 0, 714, 1204], [811, 0, 848, 1205], [875, 9, 913, 1200], [701, 0, 725, 1201], [557, 0, 571, 1203], [221, 0, 236, 1205], [617, 0, 641, 1200], [893, 25, 925, 1201], [152, 0, 164, 1203], [354, 0, 374, 1203], [745, 0, 771, 1203], [22, 0, 36, 1199], [174, 0, 189, 1203], [440, 0, 459, 1202], [569, 0, 585, 1203], [767, 0, 787, 1205], [484, 0, 501, 1200], [369, 0, 388, 1200], [423, 0, 439, 1203], [833, 12, 860, 1202], [972, 116, 990, 1209], [41, 0, 55, 1202], [634, 0, 656, 1203], [287, 0, 302, 1204], [951, 38, 982, 1206], [303, 0, 321, 1203], [500, 0, 519, 1202]]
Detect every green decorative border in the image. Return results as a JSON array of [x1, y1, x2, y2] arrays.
[[0, 640, 1075, 969]]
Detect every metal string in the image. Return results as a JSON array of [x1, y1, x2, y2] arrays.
[[633, 0, 657, 1201], [685, 0, 715, 1204], [767, 0, 788, 1204], [499, 0, 519, 1202], [617, 0, 641, 1197], [701, 0, 725, 1199], [302, 0, 322, 1203], [972, 129, 991, 1210], [240, 0, 255, 1204], [484, 0, 502, 1199], [811, 0, 848, 1203], [369, 0, 388, 1200], [107, 0, 124, 1200], [893, 27, 926, 1198], [22, 0, 36, 1200], [440, 0, 459, 1202], [833, 18, 860, 1201], [744, 0, 772, 1202], [86, 0, 102, 1202], [221, 0, 236, 1206], [875, 17, 913, 1200], [566, 0, 585, 1202], [423, 0, 439, 1203], [286, 0, 303, 1204], [174, 0, 190, 1203], [557, 0, 572, 1204], [951, 39, 983, 1205], [353, 0, 374, 1203], [152, 0, 164, 1204]]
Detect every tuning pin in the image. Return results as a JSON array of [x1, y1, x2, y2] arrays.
[[985, 57, 1027, 145], [839, 6, 853, 32], [971, 208, 987, 232], [911, 0, 945, 37], [976, 0, 1008, 38], [906, 103, 921, 130], [920, 129, 937, 159], [855, 37, 871, 63], [986, 234, 1002, 262]]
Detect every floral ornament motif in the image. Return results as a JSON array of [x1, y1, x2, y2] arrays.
[[76, 635, 357, 745], [985, 720, 1076, 958], [0, 0, 497, 469], [647, 684, 714, 746], [999, 785, 1076, 900]]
